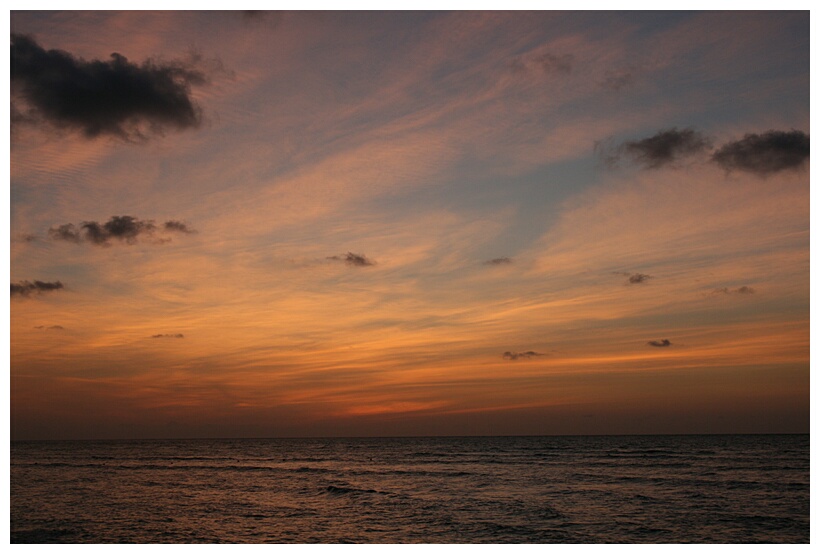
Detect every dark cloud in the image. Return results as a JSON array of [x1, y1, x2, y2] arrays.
[[164, 220, 195, 234], [628, 273, 652, 284], [11, 280, 64, 297], [47, 223, 81, 243], [614, 272, 652, 284], [503, 351, 544, 360], [151, 333, 185, 339], [328, 252, 375, 267], [647, 339, 672, 348], [34, 325, 65, 330], [49, 216, 194, 246], [621, 128, 712, 169], [484, 257, 513, 266], [10, 33, 209, 140], [84, 215, 154, 245], [711, 130, 809, 175], [600, 128, 808, 174], [713, 286, 756, 295]]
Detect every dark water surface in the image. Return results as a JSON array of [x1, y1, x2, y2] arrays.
[[10, 434, 809, 543]]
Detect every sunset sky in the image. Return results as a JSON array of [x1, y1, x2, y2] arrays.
[[8, 10, 810, 440]]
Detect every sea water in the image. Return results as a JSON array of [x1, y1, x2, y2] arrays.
[[10, 434, 809, 543]]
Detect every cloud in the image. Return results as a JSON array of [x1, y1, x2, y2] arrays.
[[711, 130, 810, 175], [327, 252, 375, 267], [628, 273, 652, 284], [614, 272, 652, 284], [34, 325, 65, 330], [620, 128, 712, 169], [47, 223, 82, 243], [82, 216, 154, 245], [502, 350, 544, 360], [163, 220, 195, 234], [11, 280, 65, 297], [10, 33, 208, 140], [600, 128, 808, 174], [713, 286, 756, 295], [647, 339, 672, 347], [484, 257, 513, 266], [48, 216, 194, 246], [151, 334, 185, 339]]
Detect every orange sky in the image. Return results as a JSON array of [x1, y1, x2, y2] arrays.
[[7, 10, 810, 439]]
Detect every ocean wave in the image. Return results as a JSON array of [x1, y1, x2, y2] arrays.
[[11, 435, 809, 543]]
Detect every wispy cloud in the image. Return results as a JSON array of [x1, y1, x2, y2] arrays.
[[48, 216, 194, 246], [34, 325, 65, 330], [11, 280, 65, 297], [712, 130, 809, 175], [647, 339, 672, 347], [10, 33, 209, 140], [7, 12, 809, 439]]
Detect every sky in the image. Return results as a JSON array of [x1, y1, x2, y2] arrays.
[[7, 9, 811, 440]]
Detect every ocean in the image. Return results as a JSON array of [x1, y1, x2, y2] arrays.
[[9, 434, 809, 543]]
